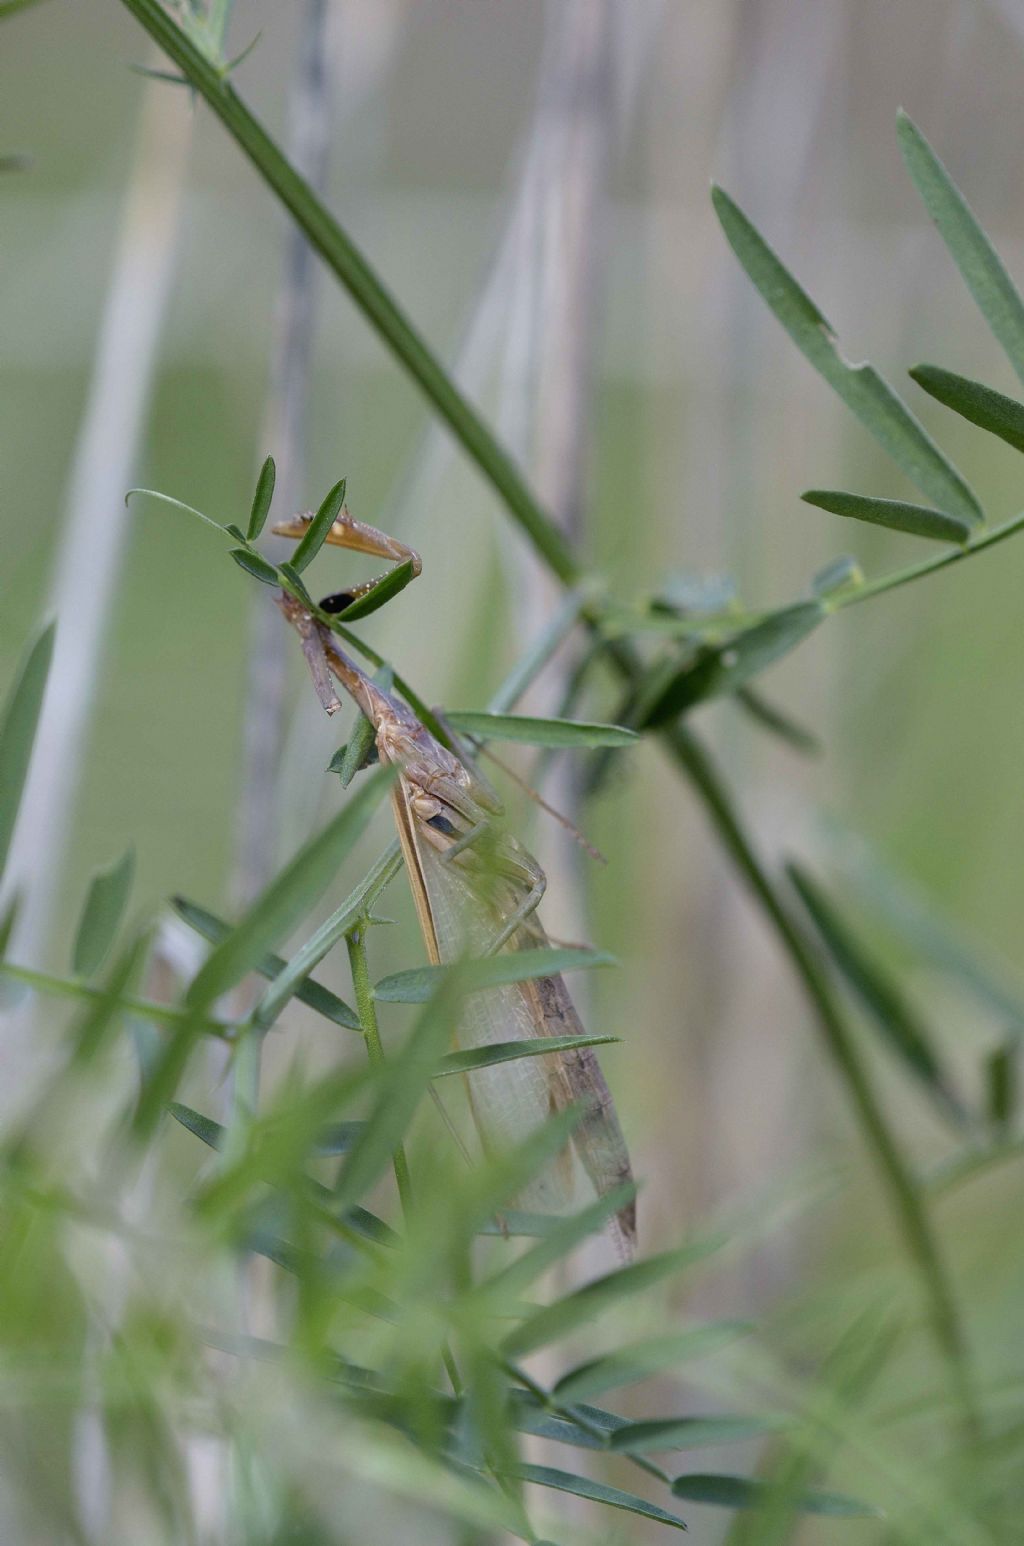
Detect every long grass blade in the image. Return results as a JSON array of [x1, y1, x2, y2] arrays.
[[0, 622, 55, 879], [898, 112, 1024, 386], [445, 711, 638, 749], [671, 1473, 878, 1516], [172, 895, 360, 1030], [502, 1235, 724, 1358], [497, 1463, 688, 1531], [374, 948, 614, 1004], [552, 1323, 751, 1405], [789, 863, 968, 1127], [72, 847, 135, 978]]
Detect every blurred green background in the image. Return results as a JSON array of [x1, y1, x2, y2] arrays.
[[5, 0, 1024, 1365]]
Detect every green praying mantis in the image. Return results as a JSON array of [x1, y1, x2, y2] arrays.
[[272, 505, 636, 1258]]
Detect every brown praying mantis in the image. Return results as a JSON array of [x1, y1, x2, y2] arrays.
[[272, 505, 636, 1259]]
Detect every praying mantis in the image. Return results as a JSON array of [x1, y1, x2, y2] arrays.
[[273, 506, 636, 1258]]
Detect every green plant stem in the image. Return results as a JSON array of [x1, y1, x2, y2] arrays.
[[659, 717, 977, 1432], [0, 959, 231, 1037], [345, 923, 414, 1220], [116, 0, 579, 587], [116, 0, 976, 1431], [344, 922, 466, 1398], [833, 508, 1024, 610], [502, 1359, 672, 1489]]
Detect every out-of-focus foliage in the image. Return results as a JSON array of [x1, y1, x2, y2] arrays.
[[4, 1, 1024, 1541]]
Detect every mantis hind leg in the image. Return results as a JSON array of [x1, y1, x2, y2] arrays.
[[485, 871, 545, 955], [441, 822, 546, 954]]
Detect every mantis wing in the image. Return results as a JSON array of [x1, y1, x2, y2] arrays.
[[392, 776, 635, 1256]]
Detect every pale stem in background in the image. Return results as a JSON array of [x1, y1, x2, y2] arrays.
[[492, 2, 623, 1508], [0, 68, 193, 1543], [232, 0, 335, 913], [1, 76, 192, 1033], [218, 4, 335, 1529], [499, 0, 618, 977], [377, 3, 662, 545]]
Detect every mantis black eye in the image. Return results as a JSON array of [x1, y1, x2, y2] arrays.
[[427, 813, 459, 836], [320, 591, 355, 614]]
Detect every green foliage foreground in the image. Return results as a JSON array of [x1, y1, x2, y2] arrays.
[[2, 3, 1024, 1541]]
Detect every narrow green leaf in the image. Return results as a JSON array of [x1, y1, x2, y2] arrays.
[[290, 478, 346, 572], [253, 843, 403, 1030], [609, 1413, 789, 1454], [789, 863, 967, 1126], [507, 1389, 630, 1453], [481, 1184, 639, 1296], [987, 1043, 1016, 1136], [0, 622, 55, 877], [169, 1103, 366, 1158], [230, 547, 280, 587], [331, 724, 377, 788], [185, 767, 393, 1010], [328, 737, 379, 782], [128, 65, 189, 86], [898, 112, 1024, 386], [811, 554, 863, 599], [671, 1473, 879, 1516], [552, 1323, 751, 1405], [642, 603, 823, 726], [168, 1101, 224, 1150], [735, 688, 820, 756], [247, 455, 276, 539], [72, 847, 135, 978], [712, 184, 983, 524], [436, 1034, 617, 1078], [445, 712, 639, 749], [830, 833, 1024, 1029], [910, 364, 1024, 454], [801, 490, 970, 545], [171, 896, 360, 1030], [503, 1236, 725, 1359], [0, 893, 18, 957], [170, 1102, 389, 1246], [324, 558, 417, 623], [499, 1464, 688, 1531], [224, 524, 247, 543], [374, 948, 615, 1004]]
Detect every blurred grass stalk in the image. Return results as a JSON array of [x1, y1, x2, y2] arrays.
[[221, 1, 336, 1531], [231, 0, 335, 914], [2, 72, 192, 1018], [0, 62, 194, 1543], [496, 0, 618, 1062]]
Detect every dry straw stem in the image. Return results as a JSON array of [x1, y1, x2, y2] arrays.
[[3, 72, 191, 976]]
